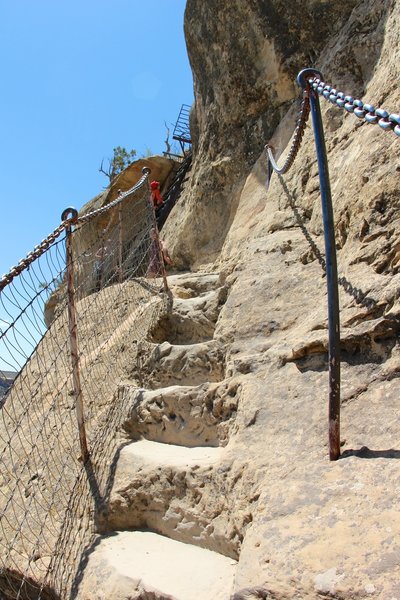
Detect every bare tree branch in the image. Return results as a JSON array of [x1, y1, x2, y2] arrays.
[[164, 121, 171, 155], [98, 158, 112, 181], [99, 147, 136, 182]]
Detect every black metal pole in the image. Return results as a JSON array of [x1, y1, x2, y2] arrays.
[[297, 69, 341, 460]]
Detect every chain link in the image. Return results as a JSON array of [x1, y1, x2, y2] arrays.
[[310, 77, 400, 137], [0, 221, 69, 291], [77, 170, 150, 225], [0, 171, 151, 291], [265, 92, 311, 174]]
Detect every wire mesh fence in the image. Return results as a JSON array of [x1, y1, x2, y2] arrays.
[[0, 169, 170, 599]]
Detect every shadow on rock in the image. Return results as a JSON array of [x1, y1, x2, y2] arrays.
[[341, 446, 400, 459]]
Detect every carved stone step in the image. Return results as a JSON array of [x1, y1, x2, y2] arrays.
[[167, 272, 223, 298], [78, 530, 237, 600], [150, 288, 227, 345], [121, 380, 239, 447], [116, 438, 224, 467], [98, 440, 241, 558], [143, 340, 225, 388]]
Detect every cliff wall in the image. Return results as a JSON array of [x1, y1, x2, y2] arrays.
[[159, 0, 400, 597]]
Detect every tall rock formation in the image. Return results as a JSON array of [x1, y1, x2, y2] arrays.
[[164, 0, 361, 266], [159, 0, 400, 597]]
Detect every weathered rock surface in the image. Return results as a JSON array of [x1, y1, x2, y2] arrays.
[[163, 0, 361, 268], [157, 0, 400, 598], [149, 273, 228, 345], [76, 271, 249, 598], [141, 339, 226, 388], [97, 439, 236, 555], [77, 0, 400, 596], [121, 381, 239, 447], [4, 1, 400, 599], [0, 280, 169, 599]]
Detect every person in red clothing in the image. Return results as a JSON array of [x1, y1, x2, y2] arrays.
[[150, 180, 164, 217]]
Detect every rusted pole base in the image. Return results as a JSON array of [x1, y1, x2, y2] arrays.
[[297, 69, 341, 461]]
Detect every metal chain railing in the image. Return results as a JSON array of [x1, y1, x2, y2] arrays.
[[265, 93, 311, 175], [266, 67, 399, 461], [0, 167, 171, 599], [0, 223, 70, 292], [309, 77, 400, 136]]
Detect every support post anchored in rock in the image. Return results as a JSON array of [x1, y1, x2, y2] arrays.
[[297, 68, 341, 461], [62, 206, 90, 464]]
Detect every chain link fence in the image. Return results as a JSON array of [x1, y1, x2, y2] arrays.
[[0, 169, 170, 599]]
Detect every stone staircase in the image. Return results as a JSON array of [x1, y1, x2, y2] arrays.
[[78, 272, 241, 600]]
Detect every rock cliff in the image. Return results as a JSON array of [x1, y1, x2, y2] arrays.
[[164, 0, 361, 267], [156, 0, 400, 597], [73, 0, 400, 597], [0, 371, 16, 403]]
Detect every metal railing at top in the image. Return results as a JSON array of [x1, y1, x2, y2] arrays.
[[266, 68, 399, 461], [172, 103, 192, 155], [172, 104, 192, 143], [0, 167, 170, 599]]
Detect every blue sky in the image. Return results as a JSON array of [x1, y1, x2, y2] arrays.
[[0, 0, 193, 276]]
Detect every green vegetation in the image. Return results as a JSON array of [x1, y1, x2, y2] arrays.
[[99, 146, 137, 181]]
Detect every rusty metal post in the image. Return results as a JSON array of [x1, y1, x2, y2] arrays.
[[61, 207, 90, 463], [142, 166, 169, 293], [297, 68, 341, 461], [118, 203, 123, 283]]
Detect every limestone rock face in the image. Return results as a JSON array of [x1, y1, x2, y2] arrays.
[[163, 0, 360, 267], [156, 0, 400, 598]]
